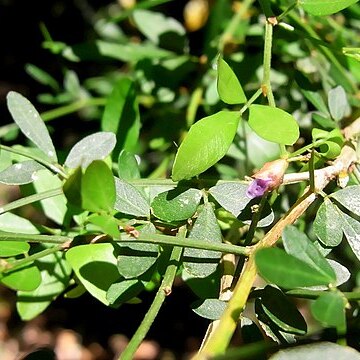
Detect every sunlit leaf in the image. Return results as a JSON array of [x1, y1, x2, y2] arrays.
[[117, 150, 140, 180], [299, 0, 359, 16], [0, 160, 45, 185], [192, 298, 227, 320], [331, 185, 360, 217], [1, 263, 41, 291], [0, 241, 30, 257], [0, 213, 40, 234]]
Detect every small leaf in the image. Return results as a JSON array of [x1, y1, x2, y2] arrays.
[[66, 243, 120, 305], [311, 292, 346, 329], [17, 251, 71, 320], [81, 161, 116, 212], [209, 182, 250, 217], [151, 188, 202, 222], [192, 299, 227, 320], [238, 199, 275, 228], [256, 286, 307, 335], [270, 342, 360, 360], [0, 241, 30, 257], [117, 223, 159, 279], [172, 111, 240, 181], [314, 198, 344, 247], [101, 78, 140, 155], [114, 177, 150, 217], [255, 248, 333, 289], [248, 105, 299, 145], [182, 268, 220, 299], [87, 214, 121, 238], [118, 150, 140, 180], [301, 89, 330, 116], [331, 185, 360, 217], [282, 225, 336, 283], [0, 213, 40, 234], [217, 57, 246, 105], [65, 132, 116, 169], [25, 63, 60, 91], [63, 167, 83, 209], [1, 263, 41, 291], [299, 0, 359, 16], [339, 211, 360, 262], [107, 279, 143, 305], [0, 160, 45, 185], [6, 91, 57, 162], [328, 86, 351, 121], [183, 203, 222, 278]]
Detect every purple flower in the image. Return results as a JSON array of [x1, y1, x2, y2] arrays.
[[246, 178, 271, 199]]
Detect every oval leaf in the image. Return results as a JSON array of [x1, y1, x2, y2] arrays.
[[118, 150, 140, 181], [330, 185, 360, 217], [192, 298, 227, 320], [248, 105, 299, 145], [151, 188, 202, 222], [255, 248, 333, 289], [328, 85, 351, 121], [66, 243, 120, 305], [0, 213, 40, 234], [0, 241, 30, 257], [107, 279, 143, 305], [65, 132, 116, 169], [299, 0, 359, 16], [81, 161, 116, 212], [172, 111, 240, 181], [0, 160, 45, 185], [6, 92, 57, 162], [217, 57, 246, 105], [1, 264, 41, 291]]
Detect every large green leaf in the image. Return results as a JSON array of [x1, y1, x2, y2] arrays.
[[299, 0, 359, 16], [101, 78, 140, 155], [1, 263, 41, 291], [183, 203, 222, 278], [151, 188, 202, 222], [311, 292, 346, 329], [217, 57, 246, 105], [66, 243, 120, 305], [331, 185, 360, 217], [282, 225, 336, 283], [81, 161, 116, 212], [248, 105, 299, 145], [0, 160, 45, 185], [172, 111, 240, 181], [255, 248, 333, 289], [17, 251, 71, 320], [314, 198, 344, 247], [209, 182, 250, 217], [6, 91, 57, 162], [64, 132, 116, 169]]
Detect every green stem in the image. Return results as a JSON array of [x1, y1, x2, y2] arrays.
[[119, 227, 185, 360], [0, 188, 63, 215], [1, 244, 64, 274], [0, 232, 71, 244], [0, 144, 67, 179], [309, 149, 315, 192], [120, 233, 250, 256], [239, 89, 262, 115], [276, 2, 297, 22]]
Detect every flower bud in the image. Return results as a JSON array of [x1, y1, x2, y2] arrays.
[[246, 159, 288, 199]]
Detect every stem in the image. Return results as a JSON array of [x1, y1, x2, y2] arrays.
[[0, 188, 63, 215], [1, 244, 64, 274], [0, 232, 71, 244], [239, 89, 262, 115], [276, 2, 297, 22], [0, 144, 67, 179], [119, 233, 250, 256], [119, 227, 185, 359], [262, 20, 275, 107]]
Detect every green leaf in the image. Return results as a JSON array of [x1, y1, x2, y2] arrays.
[[151, 188, 202, 222], [299, 0, 359, 16], [118, 150, 140, 181], [270, 342, 360, 360], [0, 213, 40, 234], [314, 198, 344, 247], [248, 105, 299, 145], [64, 132, 116, 169], [311, 292, 346, 329], [65, 243, 120, 305], [0, 241, 29, 257], [256, 286, 307, 335], [17, 251, 71, 320], [237, 199, 275, 228], [328, 86, 351, 121], [301, 89, 330, 117], [172, 111, 240, 181], [338, 211, 360, 262], [114, 177, 150, 217], [101, 78, 140, 155], [106, 278, 143, 305], [217, 57, 246, 105], [0, 160, 45, 185], [63, 167, 83, 209], [192, 298, 227, 320], [87, 214, 121, 238], [1, 263, 41, 291], [25, 63, 60, 91], [117, 223, 159, 279], [255, 248, 333, 289], [183, 203, 222, 278], [209, 183, 250, 217], [282, 225, 336, 283], [6, 91, 57, 162], [330, 185, 360, 217], [81, 161, 116, 212], [182, 268, 220, 299]]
